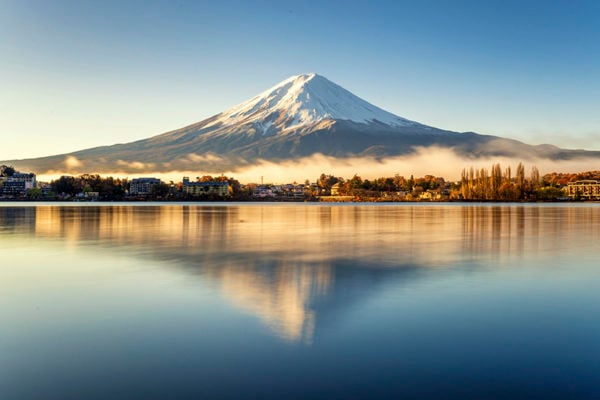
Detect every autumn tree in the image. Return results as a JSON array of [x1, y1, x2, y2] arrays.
[[459, 162, 542, 201], [317, 174, 339, 194]]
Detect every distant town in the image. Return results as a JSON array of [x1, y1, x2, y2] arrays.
[[1, 163, 599, 202]]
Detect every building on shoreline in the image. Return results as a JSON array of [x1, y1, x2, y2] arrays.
[[330, 183, 341, 196], [182, 177, 229, 197], [566, 180, 600, 199], [0, 172, 36, 197], [130, 178, 162, 196]]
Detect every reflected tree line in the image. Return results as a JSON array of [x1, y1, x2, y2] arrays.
[[3, 204, 600, 342]]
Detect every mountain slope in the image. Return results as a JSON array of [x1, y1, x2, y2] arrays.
[[201, 73, 422, 130], [4, 73, 600, 174]]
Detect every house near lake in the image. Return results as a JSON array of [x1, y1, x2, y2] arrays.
[[566, 180, 600, 200], [182, 177, 229, 197]]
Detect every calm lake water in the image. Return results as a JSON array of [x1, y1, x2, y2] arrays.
[[2, 203, 600, 399]]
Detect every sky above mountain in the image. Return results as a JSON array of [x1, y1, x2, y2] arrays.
[[1, 0, 600, 160]]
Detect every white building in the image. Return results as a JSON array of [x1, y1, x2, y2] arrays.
[[0, 173, 36, 196]]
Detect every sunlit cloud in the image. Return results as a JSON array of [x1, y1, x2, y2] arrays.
[[33, 147, 600, 183], [185, 153, 224, 163], [116, 160, 156, 170], [64, 155, 83, 170], [208, 148, 600, 183]]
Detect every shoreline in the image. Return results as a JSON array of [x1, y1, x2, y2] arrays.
[[0, 198, 591, 204]]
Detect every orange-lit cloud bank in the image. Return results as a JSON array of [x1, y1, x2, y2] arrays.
[[37, 147, 600, 183]]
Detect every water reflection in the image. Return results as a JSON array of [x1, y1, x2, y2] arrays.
[[460, 205, 600, 261], [217, 261, 331, 343], [1, 204, 600, 343]]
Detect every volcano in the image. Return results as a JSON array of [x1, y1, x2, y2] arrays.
[[4, 73, 599, 174]]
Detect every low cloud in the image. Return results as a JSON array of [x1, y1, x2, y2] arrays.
[[116, 160, 156, 170], [202, 148, 600, 183], [185, 153, 224, 163], [35, 147, 600, 183], [64, 155, 83, 170]]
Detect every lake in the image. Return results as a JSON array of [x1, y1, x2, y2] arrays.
[[1, 203, 600, 399]]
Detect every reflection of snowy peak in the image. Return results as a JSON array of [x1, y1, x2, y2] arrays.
[[205, 73, 424, 133]]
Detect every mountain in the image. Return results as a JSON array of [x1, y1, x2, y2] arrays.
[[4, 73, 600, 174]]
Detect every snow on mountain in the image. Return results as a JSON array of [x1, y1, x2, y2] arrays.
[[204, 73, 423, 132], [7, 72, 600, 175]]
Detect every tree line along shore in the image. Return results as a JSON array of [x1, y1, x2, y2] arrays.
[[1, 163, 599, 202]]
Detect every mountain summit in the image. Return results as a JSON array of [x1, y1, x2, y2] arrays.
[[4, 73, 599, 174], [206, 73, 423, 132]]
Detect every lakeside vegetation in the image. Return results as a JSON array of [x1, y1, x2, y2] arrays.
[[1, 163, 599, 202]]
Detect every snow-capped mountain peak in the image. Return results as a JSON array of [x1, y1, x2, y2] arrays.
[[204, 73, 421, 131], [8, 72, 600, 176]]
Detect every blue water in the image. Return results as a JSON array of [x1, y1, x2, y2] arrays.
[[1, 203, 599, 399]]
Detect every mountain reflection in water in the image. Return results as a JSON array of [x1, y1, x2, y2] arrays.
[[1, 204, 599, 344]]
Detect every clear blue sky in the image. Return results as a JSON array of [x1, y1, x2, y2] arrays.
[[1, 0, 599, 160]]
